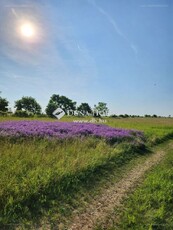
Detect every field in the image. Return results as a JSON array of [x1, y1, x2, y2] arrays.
[[0, 116, 173, 229], [118, 141, 173, 229], [1, 116, 173, 143]]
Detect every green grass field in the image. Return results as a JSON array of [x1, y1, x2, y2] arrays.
[[1, 116, 173, 144], [0, 137, 126, 227], [0, 116, 173, 228], [118, 142, 173, 230], [107, 117, 173, 144]]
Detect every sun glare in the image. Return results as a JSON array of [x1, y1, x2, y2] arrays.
[[20, 23, 35, 38]]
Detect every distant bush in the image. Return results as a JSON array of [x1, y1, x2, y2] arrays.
[[0, 111, 8, 116], [34, 113, 48, 118], [145, 114, 158, 118], [14, 110, 31, 117], [110, 114, 118, 118], [145, 114, 151, 117], [119, 114, 129, 118]]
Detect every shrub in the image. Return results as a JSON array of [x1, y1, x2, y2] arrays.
[[14, 110, 31, 117]]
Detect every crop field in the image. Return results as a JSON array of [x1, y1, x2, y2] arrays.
[[0, 117, 173, 228]]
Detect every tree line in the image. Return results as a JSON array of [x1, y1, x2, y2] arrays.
[[0, 94, 109, 117], [0, 94, 171, 118]]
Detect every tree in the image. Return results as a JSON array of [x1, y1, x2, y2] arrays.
[[45, 101, 57, 118], [119, 114, 129, 118], [15, 96, 41, 115], [110, 114, 118, 118], [95, 102, 109, 116], [46, 94, 76, 117], [77, 103, 92, 116], [0, 97, 9, 112], [145, 114, 151, 118]]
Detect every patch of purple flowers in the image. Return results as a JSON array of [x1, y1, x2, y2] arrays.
[[0, 121, 144, 142]]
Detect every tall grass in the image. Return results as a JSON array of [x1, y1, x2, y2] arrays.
[[119, 142, 173, 229], [0, 136, 142, 227], [0, 117, 173, 227]]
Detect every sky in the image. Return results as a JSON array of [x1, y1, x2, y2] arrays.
[[0, 0, 172, 116]]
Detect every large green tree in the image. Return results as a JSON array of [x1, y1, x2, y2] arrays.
[[94, 102, 109, 116], [15, 96, 41, 115], [46, 94, 76, 117], [0, 97, 9, 112], [77, 103, 92, 116]]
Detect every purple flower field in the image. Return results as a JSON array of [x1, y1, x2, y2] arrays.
[[0, 121, 143, 141]]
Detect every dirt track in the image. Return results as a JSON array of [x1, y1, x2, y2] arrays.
[[68, 142, 173, 230]]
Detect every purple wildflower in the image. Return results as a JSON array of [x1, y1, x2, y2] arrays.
[[0, 121, 144, 142]]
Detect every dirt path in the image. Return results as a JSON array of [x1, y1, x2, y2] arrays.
[[68, 142, 173, 230]]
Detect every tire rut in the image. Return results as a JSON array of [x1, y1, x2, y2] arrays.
[[68, 142, 173, 230]]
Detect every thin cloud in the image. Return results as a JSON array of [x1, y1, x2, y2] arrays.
[[130, 43, 138, 55], [76, 43, 83, 51], [11, 8, 18, 18], [94, 4, 125, 38], [140, 4, 168, 8], [5, 5, 33, 8], [88, 0, 138, 55]]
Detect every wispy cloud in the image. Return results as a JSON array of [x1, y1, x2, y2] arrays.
[[0, 0, 98, 106], [91, 2, 125, 38], [11, 8, 18, 18], [88, 0, 138, 55], [140, 4, 168, 8], [5, 4, 34, 8], [130, 43, 138, 55]]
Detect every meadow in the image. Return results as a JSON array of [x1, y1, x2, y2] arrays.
[[0, 116, 173, 228], [118, 141, 173, 229], [1, 116, 173, 144]]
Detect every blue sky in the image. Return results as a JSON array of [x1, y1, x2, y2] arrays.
[[0, 0, 172, 116]]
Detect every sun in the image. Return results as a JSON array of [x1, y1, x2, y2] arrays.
[[20, 23, 35, 38]]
